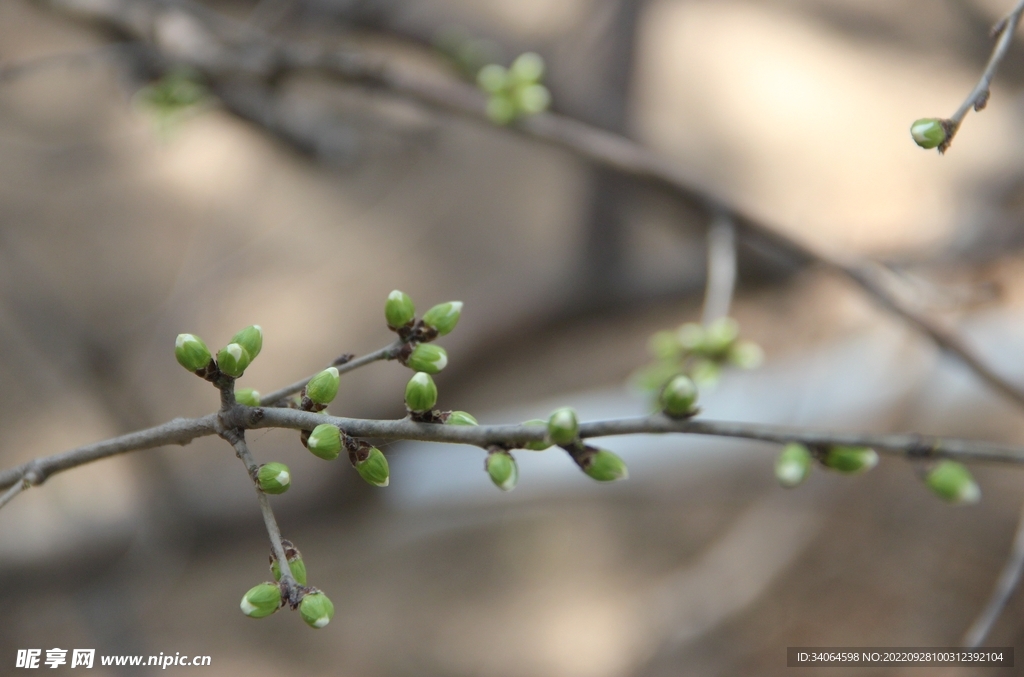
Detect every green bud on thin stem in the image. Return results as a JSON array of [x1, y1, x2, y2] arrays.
[[240, 582, 282, 618], [385, 290, 416, 329], [175, 333, 212, 373], [422, 301, 463, 336], [660, 374, 699, 418], [446, 411, 478, 426], [306, 424, 342, 460], [217, 343, 251, 378], [354, 447, 390, 487], [405, 343, 448, 374], [547, 407, 579, 445], [510, 52, 545, 83], [270, 543, 308, 586], [477, 64, 508, 93], [775, 443, 812, 488], [230, 325, 263, 360], [235, 388, 260, 407], [925, 461, 980, 504], [521, 419, 552, 451], [299, 591, 335, 629], [305, 367, 340, 405], [256, 462, 291, 494], [486, 450, 518, 491], [405, 372, 438, 412], [822, 446, 878, 474], [584, 449, 628, 482], [910, 118, 947, 150]]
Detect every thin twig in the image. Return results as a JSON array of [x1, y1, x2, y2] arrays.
[[941, 0, 1024, 152], [0, 477, 29, 511], [962, 499, 1024, 647], [701, 212, 737, 325]]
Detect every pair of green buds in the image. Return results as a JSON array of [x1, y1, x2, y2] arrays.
[[477, 52, 552, 125], [384, 290, 463, 337], [175, 325, 263, 379], [535, 408, 629, 483], [304, 424, 390, 487], [774, 443, 981, 504], [240, 584, 334, 629]]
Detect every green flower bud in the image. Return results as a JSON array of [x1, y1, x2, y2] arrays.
[[676, 323, 705, 351], [300, 591, 335, 629], [306, 424, 342, 460], [925, 461, 980, 504], [648, 330, 681, 360], [910, 118, 946, 149], [230, 325, 263, 360], [510, 52, 545, 83], [354, 447, 390, 487], [217, 343, 251, 378], [547, 407, 579, 445], [584, 449, 628, 482], [422, 301, 463, 336], [405, 343, 448, 374], [486, 95, 517, 125], [477, 64, 509, 94], [486, 451, 518, 491], [240, 582, 282, 618], [175, 333, 212, 372], [521, 419, 552, 451], [235, 388, 261, 407], [385, 290, 415, 329], [405, 372, 438, 412], [271, 552, 308, 586], [660, 374, 699, 418], [728, 341, 764, 369], [823, 446, 878, 474], [702, 317, 739, 356], [775, 443, 812, 488], [256, 462, 291, 494], [446, 411, 478, 426], [516, 83, 550, 115], [306, 367, 340, 405]]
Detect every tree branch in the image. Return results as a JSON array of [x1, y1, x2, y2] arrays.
[[962, 499, 1024, 647]]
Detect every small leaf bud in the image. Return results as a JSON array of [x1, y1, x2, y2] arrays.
[[676, 323, 705, 351], [660, 374, 699, 418], [422, 301, 463, 336], [240, 582, 282, 618], [477, 64, 508, 93], [446, 411, 478, 426], [925, 461, 980, 504], [510, 52, 545, 83], [405, 344, 448, 374], [217, 343, 251, 378], [175, 333, 212, 372], [521, 419, 552, 451], [775, 443, 812, 488], [300, 591, 335, 629], [584, 449, 628, 482], [648, 331, 681, 360], [823, 446, 878, 474], [385, 290, 416, 329], [486, 95, 517, 125], [910, 118, 946, 149], [354, 447, 390, 487], [516, 83, 550, 115], [405, 372, 438, 412], [486, 451, 518, 491], [306, 367, 340, 405], [230, 325, 263, 360], [728, 341, 764, 369], [702, 317, 739, 356], [256, 462, 291, 494], [547, 407, 579, 445], [235, 388, 261, 407], [271, 546, 308, 586], [306, 424, 342, 460]]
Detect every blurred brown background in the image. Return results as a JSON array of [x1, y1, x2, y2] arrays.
[[3, 0, 1024, 674]]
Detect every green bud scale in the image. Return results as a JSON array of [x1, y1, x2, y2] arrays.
[[925, 461, 980, 504], [217, 343, 251, 378], [306, 424, 342, 460], [300, 591, 335, 629], [230, 325, 263, 360], [823, 446, 878, 474], [584, 449, 628, 482], [547, 407, 579, 446], [385, 290, 416, 329], [405, 343, 448, 374], [240, 582, 282, 619], [775, 443, 812, 488], [422, 301, 463, 336], [175, 333, 212, 373], [405, 372, 438, 412], [910, 118, 947, 149], [660, 374, 699, 418], [235, 388, 261, 407], [446, 411, 478, 426], [305, 367, 340, 405], [354, 447, 390, 487], [486, 451, 518, 491], [256, 462, 291, 494], [521, 419, 552, 451]]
